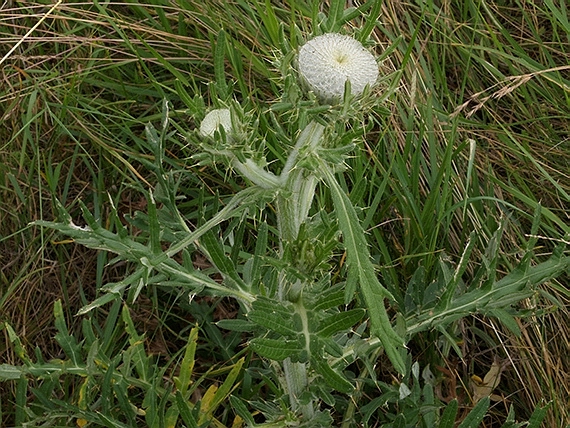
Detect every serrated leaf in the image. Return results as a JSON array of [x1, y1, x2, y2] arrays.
[[321, 162, 405, 374], [216, 319, 256, 332], [317, 309, 365, 337], [200, 230, 248, 291], [311, 283, 346, 311], [54, 300, 81, 365], [250, 338, 302, 361], [312, 357, 354, 394], [249, 297, 296, 336], [248, 311, 297, 336]]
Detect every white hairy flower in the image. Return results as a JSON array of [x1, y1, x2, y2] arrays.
[[200, 108, 232, 138], [298, 33, 379, 103]]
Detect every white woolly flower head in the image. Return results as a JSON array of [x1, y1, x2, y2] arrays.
[[298, 33, 379, 103], [199, 108, 232, 139]]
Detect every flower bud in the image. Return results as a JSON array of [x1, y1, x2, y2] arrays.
[[199, 108, 232, 138]]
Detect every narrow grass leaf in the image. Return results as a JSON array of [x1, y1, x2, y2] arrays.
[[205, 357, 245, 417], [249, 221, 268, 288], [358, 0, 382, 43], [144, 384, 159, 428], [121, 305, 149, 382], [135, 34, 190, 88], [327, 0, 346, 32], [257, 0, 280, 46], [542, 0, 569, 40], [216, 319, 257, 332], [3, 323, 31, 364], [214, 29, 228, 100], [174, 79, 204, 116], [437, 325, 464, 360]]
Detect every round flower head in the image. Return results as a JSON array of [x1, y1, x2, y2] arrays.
[[200, 108, 232, 138], [298, 33, 379, 103]]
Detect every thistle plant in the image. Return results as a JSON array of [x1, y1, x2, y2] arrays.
[[4, 4, 568, 427], [190, 32, 406, 421]]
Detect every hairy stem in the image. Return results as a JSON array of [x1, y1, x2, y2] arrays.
[[275, 120, 325, 421]]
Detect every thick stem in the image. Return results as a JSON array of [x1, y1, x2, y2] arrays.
[[283, 359, 314, 418], [277, 120, 325, 243], [232, 158, 281, 189], [275, 120, 325, 421]]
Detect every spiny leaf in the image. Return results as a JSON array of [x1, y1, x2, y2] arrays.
[[316, 309, 365, 337], [310, 282, 346, 311], [320, 161, 405, 374], [312, 357, 354, 394], [53, 300, 81, 365]]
